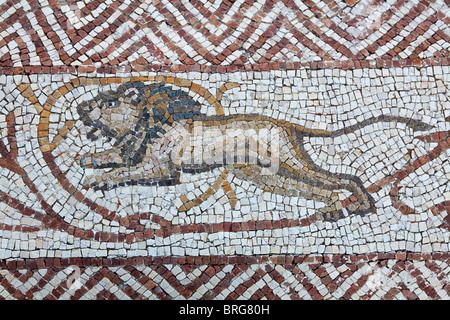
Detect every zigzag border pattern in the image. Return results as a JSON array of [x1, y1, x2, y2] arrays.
[[1, 253, 450, 300], [0, 0, 449, 74]]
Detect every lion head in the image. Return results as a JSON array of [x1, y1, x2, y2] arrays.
[[77, 81, 201, 167]]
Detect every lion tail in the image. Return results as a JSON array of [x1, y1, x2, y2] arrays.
[[296, 115, 433, 137]]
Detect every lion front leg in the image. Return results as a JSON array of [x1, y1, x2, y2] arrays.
[[80, 153, 181, 191], [78, 148, 124, 168], [81, 166, 181, 191], [81, 166, 129, 190]]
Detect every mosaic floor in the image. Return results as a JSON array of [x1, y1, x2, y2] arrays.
[[0, 0, 449, 300]]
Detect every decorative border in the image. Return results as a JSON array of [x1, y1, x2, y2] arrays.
[[1, 0, 449, 73], [1, 57, 449, 75], [3, 253, 450, 269], [1, 253, 449, 300]]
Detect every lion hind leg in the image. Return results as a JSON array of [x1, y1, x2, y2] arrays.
[[304, 187, 345, 222], [336, 177, 376, 216], [284, 150, 376, 218], [305, 174, 376, 219], [228, 163, 345, 222]]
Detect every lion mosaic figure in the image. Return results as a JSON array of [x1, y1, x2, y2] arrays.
[[76, 81, 432, 221]]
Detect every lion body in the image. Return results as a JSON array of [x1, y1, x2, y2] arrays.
[[76, 81, 431, 221]]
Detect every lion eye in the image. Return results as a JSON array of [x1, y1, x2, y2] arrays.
[[102, 101, 116, 109]]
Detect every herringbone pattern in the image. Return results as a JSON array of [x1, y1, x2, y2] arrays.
[[1, 255, 449, 300], [0, 0, 448, 68]]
